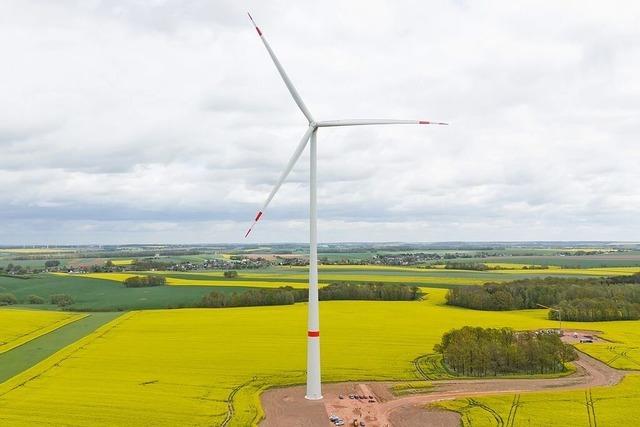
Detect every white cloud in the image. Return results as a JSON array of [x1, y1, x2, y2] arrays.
[[1, 0, 639, 244]]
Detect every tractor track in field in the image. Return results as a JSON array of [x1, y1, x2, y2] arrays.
[[261, 348, 629, 427], [585, 389, 598, 427], [505, 393, 521, 427], [413, 355, 433, 380], [221, 378, 255, 427], [605, 346, 640, 368], [466, 398, 505, 426]]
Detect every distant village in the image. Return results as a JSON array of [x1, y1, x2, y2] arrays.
[[1, 247, 622, 276], [38, 251, 498, 274]]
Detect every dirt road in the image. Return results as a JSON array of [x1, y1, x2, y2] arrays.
[[260, 350, 626, 427]]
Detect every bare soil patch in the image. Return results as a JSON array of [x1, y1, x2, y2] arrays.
[[389, 405, 460, 427], [260, 384, 328, 427], [261, 349, 626, 426]]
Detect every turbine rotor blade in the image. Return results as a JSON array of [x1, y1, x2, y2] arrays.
[[248, 13, 314, 123], [317, 119, 448, 127], [245, 125, 315, 238]]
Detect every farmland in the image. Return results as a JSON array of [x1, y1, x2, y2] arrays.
[[2, 287, 640, 425], [3, 243, 640, 272], [2, 243, 640, 425], [54, 264, 640, 290], [439, 374, 640, 426], [0, 312, 121, 383], [0, 274, 253, 311], [0, 309, 85, 354]]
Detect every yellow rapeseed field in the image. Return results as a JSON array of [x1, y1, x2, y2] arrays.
[[439, 374, 640, 426], [2, 289, 640, 425], [0, 248, 75, 254], [110, 259, 134, 266], [0, 309, 85, 354]]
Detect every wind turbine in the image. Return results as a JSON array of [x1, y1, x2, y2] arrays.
[[245, 13, 447, 400]]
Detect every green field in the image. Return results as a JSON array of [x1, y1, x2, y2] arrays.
[[0, 275, 253, 311]]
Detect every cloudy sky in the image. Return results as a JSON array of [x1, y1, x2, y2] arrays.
[[1, 1, 639, 244]]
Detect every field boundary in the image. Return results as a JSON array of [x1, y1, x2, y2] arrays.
[[0, 310, 88, 355], [0, 311, 133, 395]]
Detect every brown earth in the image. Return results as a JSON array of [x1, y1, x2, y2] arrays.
[[260, 347, 627, 427]]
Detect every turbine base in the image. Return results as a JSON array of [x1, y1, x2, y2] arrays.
[[304, 394, 323, 401]]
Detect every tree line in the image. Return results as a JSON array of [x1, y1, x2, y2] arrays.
[[0, 293, 74, 307], [123, 275, 167, 288], [434, 326, 577, 376], [552, 298, 640, 322], [201, 287, 300, 308], [200, 282, 422, 308], [444, 262, 490, 271], [320, 282, 422, 301], [445, 273, 640, 321], [1, 263, 30, 275]]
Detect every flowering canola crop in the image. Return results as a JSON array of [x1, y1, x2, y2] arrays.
[[1, 289, 640, 425]]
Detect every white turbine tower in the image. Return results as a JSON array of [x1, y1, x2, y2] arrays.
[[244, 13, 447, 400]]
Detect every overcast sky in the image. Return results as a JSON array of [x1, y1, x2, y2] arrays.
[[1, 1, 639, 245]]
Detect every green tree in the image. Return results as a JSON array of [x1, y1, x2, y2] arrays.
[[123, 275, 166, 288], [26, 294, 45, 304], [0, 293, 17, 305], [50, 294, 74, 307]]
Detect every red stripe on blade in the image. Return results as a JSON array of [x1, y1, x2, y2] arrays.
[[308, 331, 320, 337], [247, 12, 262, 36], [418, 120, 431, 124], [255, 211, 263, 221], [245, 227, 253, 238]]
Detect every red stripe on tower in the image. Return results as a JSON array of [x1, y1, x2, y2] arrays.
[[308, 330, 320, 337]]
